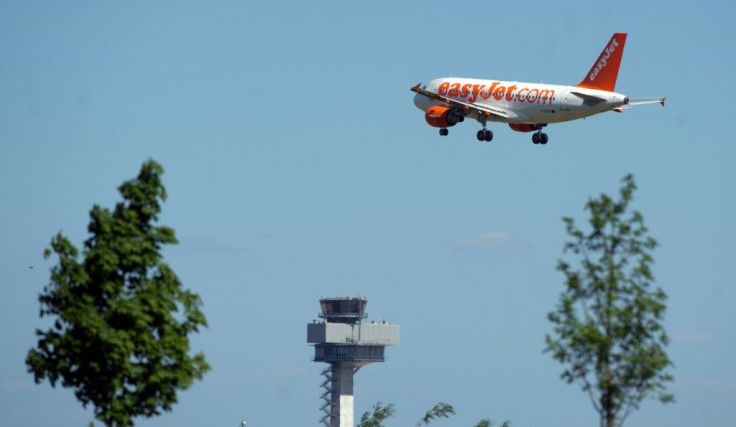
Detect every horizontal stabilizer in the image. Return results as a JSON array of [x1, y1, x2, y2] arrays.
[[570, 91, 606, 104], [627, 97, 666, 107]]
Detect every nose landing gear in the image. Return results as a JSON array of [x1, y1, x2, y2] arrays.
[[439, 128, 449, 136]]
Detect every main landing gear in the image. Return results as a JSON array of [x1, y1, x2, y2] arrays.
[[439, 128, 449, 136], [475, 116, 493, 142], [532, 132, 548, 144], [476, 129, 493, 142], [531, 124, 549, 145]]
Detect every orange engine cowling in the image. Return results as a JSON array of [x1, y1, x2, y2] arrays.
[[508, 123, 539, 133], [425, 106, 464, 128]]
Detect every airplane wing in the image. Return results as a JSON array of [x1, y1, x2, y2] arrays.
[[411, 83, 511, 119]]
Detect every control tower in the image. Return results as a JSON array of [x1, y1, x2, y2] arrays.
[[307, 297, 399, 427]]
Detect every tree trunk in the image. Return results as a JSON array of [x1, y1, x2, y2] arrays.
[[603, 366, 615, 427]]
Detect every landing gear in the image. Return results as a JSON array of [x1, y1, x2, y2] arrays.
[[476, 129, 493, 142], [531, 125, 549, 145], [532, 132, 549, 144], [475, 115, 493, 142], [439, 128, 449, 136]]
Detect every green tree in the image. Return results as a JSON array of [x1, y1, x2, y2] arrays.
[[545, 174, 673, 427], [26, 159, 210, 426], [358, 402, 396, 427], [473, 419, 510, 427], [416, 402, 455, 426], [358, 401, 504, 427]]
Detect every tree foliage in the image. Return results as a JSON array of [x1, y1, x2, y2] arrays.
[[545, 174, 673, 427], [473, 419, 510, 427], [358, 401, 502, 427], [26, 159, 210, 426], [416, 402, 455, 426], [358, 402, 396, 427]]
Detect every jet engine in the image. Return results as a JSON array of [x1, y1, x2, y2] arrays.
[[425, 106, 464, 128]]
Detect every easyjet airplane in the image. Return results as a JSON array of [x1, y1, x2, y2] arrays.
[[411, 33, 664, 144]]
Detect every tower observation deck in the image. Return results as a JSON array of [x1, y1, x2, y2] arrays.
[[307, 297, 399, 427]]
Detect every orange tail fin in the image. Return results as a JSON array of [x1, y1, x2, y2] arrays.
[[576, 32, 627, 92]]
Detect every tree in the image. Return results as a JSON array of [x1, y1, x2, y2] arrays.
[[473, 420, 510, 427], [358, 401, 504, 427], [545, 174, 673, 427], [358, 402, 396, 427], [416, 402, 455, 426], [26, 159, 210, 426]]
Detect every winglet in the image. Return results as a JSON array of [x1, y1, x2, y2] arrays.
[[660, 97, 666, 107], [576, 33, 627, 92], [411, 83, 421, 92]]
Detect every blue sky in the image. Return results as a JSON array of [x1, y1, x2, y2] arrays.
[[1, 1, 734, 426]]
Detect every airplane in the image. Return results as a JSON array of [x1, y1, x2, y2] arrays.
[[411, 32, 664, 145]]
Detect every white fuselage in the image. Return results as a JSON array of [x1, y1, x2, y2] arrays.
[[413, 78, 628, 124]]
